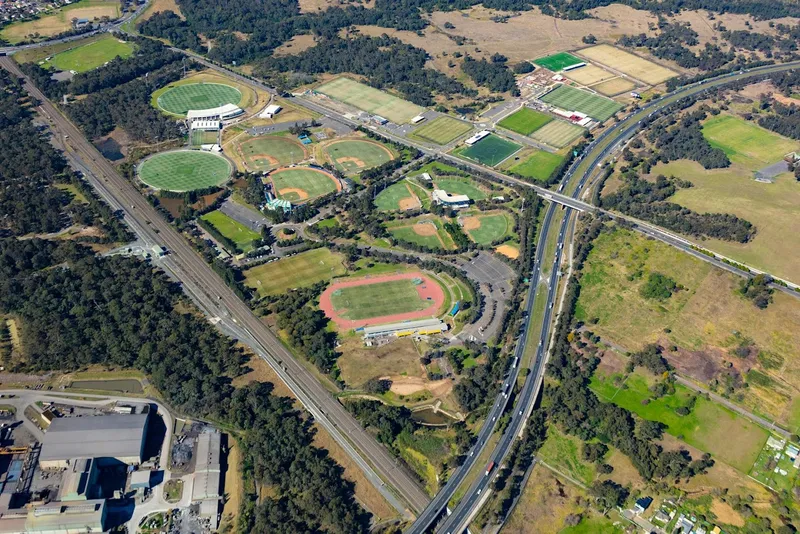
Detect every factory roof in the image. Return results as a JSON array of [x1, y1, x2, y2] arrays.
[[40, 414, 148, 463]]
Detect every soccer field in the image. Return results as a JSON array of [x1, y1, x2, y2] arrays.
[[458, 135, 522, 167], [498, 108, 552, 136], [244, 248, 347, 297], [540, 85, 622, 122], [409, 116, 473, 145], [138, 151, 231, 191], [42, 34, 134, 73], [330, 279, 430, 320], [508, 150, 565, 182], [238, 136, 306, 171], [701, 114, 799, 170], [200, 210, 260, 252], [323, 139, 395, 175], [156, 83, 242, 116], [579, 44, 676, 85], [530, 120, 585, 148], [270, 167, 339, 203], [533, 52, 584, 71], [316, 77, 424, 124]]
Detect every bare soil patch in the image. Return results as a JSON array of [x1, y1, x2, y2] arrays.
[[337, 336, 424, 387], [398, 196, 420, 210], [232, 353, 295, 398], [336, 156, 366, 168], [413, 222, 438, 237], [461, 216, 481, 231], [389, 375, 452, 398], [495, 244, 519, 259], [273, 34, 318, 57], [141, 0, 183, 20], [711, 499, 745, 527], [278, 187, 309, 200]]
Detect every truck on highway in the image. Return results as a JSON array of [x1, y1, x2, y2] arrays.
[[485, 461, 495, 476]]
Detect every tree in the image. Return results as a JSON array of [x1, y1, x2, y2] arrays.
[[363, 378, 391, 394], [582, 34, 597, 44], [589, 480, 628, 509]]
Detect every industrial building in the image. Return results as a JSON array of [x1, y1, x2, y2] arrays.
[[39, 414, 149, 469], [186, 104, 243, 121], [259, 104, 282, 118], [363, 318, 447, 339], [192, 431, 222, 529], [57, 459, 100, 502], [432, 189, 471, 209], [0, 499, 107, 534]]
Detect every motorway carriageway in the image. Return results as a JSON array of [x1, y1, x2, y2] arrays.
[[0, 56, 431, 517]]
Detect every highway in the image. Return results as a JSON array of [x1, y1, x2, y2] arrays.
[[407, 59, 800, 533], [3, 31, 799, 529], [0, 56, 431, 516]]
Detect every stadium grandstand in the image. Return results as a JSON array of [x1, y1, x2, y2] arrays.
[[187, 103, 243, 121], [363, 318, 447, 339], [432, 189, 471, 209]]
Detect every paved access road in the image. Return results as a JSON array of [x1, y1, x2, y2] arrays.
[[0, 56, 430, 516], [409, 60, 800, 534]]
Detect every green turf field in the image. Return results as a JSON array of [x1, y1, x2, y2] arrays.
[[200, 210, 260, 252], [465, 213, 513, 245], [701, 114, 799, 170], [331, 279, 430, 320], [540, 85, 622, 122], [508, 150, 565, 181], [138, 151, 231, 191], [191, 129, 219, 146], [323, 139, 394, 175], [592, 369, 768, 472], [388, 218, 454, 250], [239, 135, 306, 170], [433, 178, 487, 200], [374, 182, 418, 211], [458, 135, 522, 167], [498, 108, 553, 136], [244, 248, 347, 297], [316, 77, 424, 124], [42, 34, 134, 73], [409, 116, 473, 145], [156, 83, 242, 116], [533, 52, 584, 71], [530, 120, 585, 148], [270, 167, 338, 203]]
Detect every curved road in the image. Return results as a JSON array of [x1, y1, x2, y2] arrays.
[[408, 59, 800, 534], [0, 56, 430, 516]]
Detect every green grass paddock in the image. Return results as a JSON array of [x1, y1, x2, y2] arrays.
[[458, 134, 522, 167], [43, 34, 134, 73], [316, 77, 424, 124], [509, 150, 565, 182], [409, 116, 473, 145], [375, 182, 418, 211], [200, 210, 260, 252], [323, 140, 394, 175], [465, 213, 513, 245], [270, 167, 338, 203], [244, 248, 347, 297], [138, 150, 231, 192], [157, 83, 242, 116], [531, 120, 585, 148], [330, 279, 430, 320], [702, 114, 799, 170], [533, 52, 584, 71], [239, 135, 306, 170], [540, 85, 622, 122], [498, 108, 552, 136]]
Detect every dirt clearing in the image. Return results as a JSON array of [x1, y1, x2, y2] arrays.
[[413, 222, 438, 236]]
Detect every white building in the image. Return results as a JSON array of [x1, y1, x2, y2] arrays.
[[432, 189, 470, 209], [190, 119, 221, 131], [363, 319, 447, 339], [464, 130, 490, 146], [259, 104, 282, 118], [186, 103, 243, 121]]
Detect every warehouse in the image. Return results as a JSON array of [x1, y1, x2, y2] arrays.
[[192, 431, 222, 529], [39, 414, 149, 469]]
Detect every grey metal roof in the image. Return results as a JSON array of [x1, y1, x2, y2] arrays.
[[40, 414, 148, 462]]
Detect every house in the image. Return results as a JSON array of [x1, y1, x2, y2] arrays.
[[633, 496, 652, 515]]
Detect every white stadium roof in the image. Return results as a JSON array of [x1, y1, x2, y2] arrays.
[[187, 103, 243, 120]]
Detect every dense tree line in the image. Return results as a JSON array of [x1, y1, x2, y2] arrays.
[[137, 12, 207, 53], [461, 57, 518, 94], [345, 399, 415, 447], [270, 283, 340, 375], [601, 174, 756, 243], [647, 109, 730, 169], [0, 70, 128, 240], [259, 35, 475, 106], [758, 102, 800, 140], [0, 239, 367, 532]]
